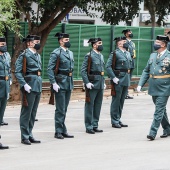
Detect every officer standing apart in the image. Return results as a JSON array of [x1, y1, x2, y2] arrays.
[[15, 35, 42, 145], [47, 33, 74, 139], [0, 38, 11, 127], [81, 38, 105, 134], [106, 37, 131, 128], [166, 31, 170, 51], [122, 29, 136, 99], [137, 35, 170, 141], [0, 37, 11, 149]]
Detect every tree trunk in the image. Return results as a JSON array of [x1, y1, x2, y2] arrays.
[[10, 35, 24, 101]]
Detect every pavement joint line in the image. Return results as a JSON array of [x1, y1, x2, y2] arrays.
[[3, 117, 153, 121], [0, 129, 110, 133]]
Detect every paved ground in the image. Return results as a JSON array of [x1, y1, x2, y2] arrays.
[[1, 92, 170, 170]]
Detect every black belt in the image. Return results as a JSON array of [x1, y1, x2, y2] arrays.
[[0, 76, 9, 81], [26, 71, 41, 76], [58, 70, 73, 76], [115, 69, 130, 73], [90, 71, 104, 76]]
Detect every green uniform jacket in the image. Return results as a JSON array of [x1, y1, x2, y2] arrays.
[[81, 50, 105, 89], [0, 52, 11, 98], [15, 49, 42, 92], [106, 48, 131, 86], [138, 50, 170, 96], [167, 42, 170, 51], [47, 47, 74, 90], [126, 40, 135, 68]]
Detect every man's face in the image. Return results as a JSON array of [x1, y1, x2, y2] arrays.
[[60, 38, 69, 46], [118, 40, 126, 47], [93, 41, 102, 48], [155, 40, 165, 48], [0, 42, 6, 47], [126, 31, 132, 37], [27, 40, 40, 48]]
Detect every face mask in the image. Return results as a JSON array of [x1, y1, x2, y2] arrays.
[[64, 41, 71, 48], [97, 45, 103, 51], [129, 34, 133, 38], [123, 43, 128, 49], [34, 43, 41, 50], [153, 44, 161, 50], [0, 45, 7, 53]]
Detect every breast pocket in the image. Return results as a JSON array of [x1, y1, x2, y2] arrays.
[[60, 60, 68, 69], [28, 62, 35, 68], [117, 59, 127, 66]]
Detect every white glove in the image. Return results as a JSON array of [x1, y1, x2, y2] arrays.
[[137, 86, 141, 92], [86, 83, 94, 89], [104, 84, 106, 90], [53, 83, 60, 92], [10, 80, 12, 85], [113, 77, 119, 84], [24, 84, 31, 93]]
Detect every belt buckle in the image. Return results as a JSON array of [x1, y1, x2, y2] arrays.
[[5, 76, 9, 81], [69, 72, 72, 76], [38, 71, 41, 76], [128, 70, 130, 74], [101, 71, 104, 76]]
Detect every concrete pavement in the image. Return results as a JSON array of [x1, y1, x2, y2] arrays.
[[1, 93, 170, 170]]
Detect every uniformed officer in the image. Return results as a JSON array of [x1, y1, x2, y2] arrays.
[[106, 36, 131, 128], [166, 31, 170, 51], [47, 32, 74, 139], [81, 38, 105, 134], [137, 35, 170, 141], [0, 37, 11, 149], [15, 35, 42, 145], [0, 37, 11, 126], [122, 29, 136, 99]]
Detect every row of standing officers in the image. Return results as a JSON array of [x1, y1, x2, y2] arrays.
[[0, 29, 170, 149]]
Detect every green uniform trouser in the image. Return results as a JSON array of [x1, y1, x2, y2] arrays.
[[85, 89, 103, 130], [0, 98, 7, 123], [54, 89, 71, 133], [110, 85, 128, 125], [149, 96, 170, 137], [20, 91, 41, 140]]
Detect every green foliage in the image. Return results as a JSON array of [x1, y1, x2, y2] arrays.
[[0, 0, 20, 36], [99, 0, 142, 25]]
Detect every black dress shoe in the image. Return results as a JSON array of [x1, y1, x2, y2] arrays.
[[119, 123, 128, 127], [29, 137, 41, 143], [61, 133, 74, 138], [0, 143, 9, 149], [112, 124, 121, 128], [125, 95, 133, 99], [0, 121, 8, 126], [54, 133, 64, 139], [21, 139, 31, 145], [147, 135, 155, 141], [160, 133, 170, 138], [86, 129, 95, 134], [93, 128, 103, 132]]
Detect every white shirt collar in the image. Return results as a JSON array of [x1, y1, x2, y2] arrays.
[[93, 49, 100, 54], [60, 46, 67, 52], [159, 49, 167, 56], [126, 38, 131, 42], [29, 48, 36, 54]]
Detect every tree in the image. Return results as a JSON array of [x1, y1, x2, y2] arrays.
[[0, 0, 20, 36], [98, 0, 142, 25], [144, 0, 170, 27]]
